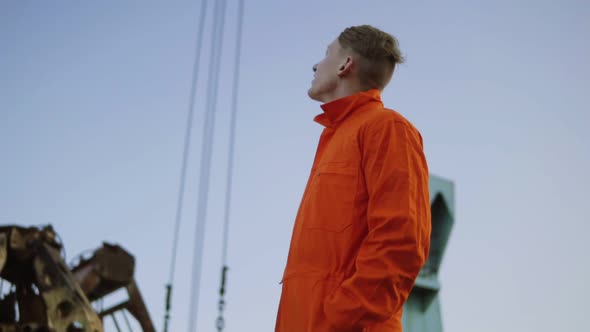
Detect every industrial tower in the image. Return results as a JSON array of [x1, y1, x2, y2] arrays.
[[402, 175, 455, 332]]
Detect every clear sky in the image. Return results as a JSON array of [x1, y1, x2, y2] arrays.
[[1, 1, 589, 331]]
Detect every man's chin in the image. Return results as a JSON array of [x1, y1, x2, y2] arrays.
[[307, 88, 322, 102]]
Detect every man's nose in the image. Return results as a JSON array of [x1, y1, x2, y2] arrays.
[[312, 64, 317, 72]]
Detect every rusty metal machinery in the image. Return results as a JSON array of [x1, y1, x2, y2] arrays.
[[71, 243, 154, 332], [0, 225, 154, 332]]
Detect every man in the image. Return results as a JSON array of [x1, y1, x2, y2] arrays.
[[275, 25, 431, 332]]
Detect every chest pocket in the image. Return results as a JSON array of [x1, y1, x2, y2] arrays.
[[304, 162, 358, 232]]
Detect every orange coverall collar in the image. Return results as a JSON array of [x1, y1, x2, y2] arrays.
[[314, 89, 383, 127]]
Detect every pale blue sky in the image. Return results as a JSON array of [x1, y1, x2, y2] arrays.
[[1, 1, 589, 331]]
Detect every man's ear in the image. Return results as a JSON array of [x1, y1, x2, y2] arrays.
[[337, 56, 353, 77]]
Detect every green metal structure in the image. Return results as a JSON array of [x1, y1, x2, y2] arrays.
[[402, 175, 455, 332]]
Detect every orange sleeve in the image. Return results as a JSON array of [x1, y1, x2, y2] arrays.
[[323, 118, 431, 329]]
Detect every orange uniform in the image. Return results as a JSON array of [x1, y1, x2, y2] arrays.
[[275, 89, 431, 332]]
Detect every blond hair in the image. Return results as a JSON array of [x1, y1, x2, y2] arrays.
[[338, 25, 404, 90]]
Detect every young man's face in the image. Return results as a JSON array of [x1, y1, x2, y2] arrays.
[[308, 39, 347, 102]]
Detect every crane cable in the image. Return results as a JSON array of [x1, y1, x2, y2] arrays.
[[163, 0, 243, 330], [216, 0, 245, 331], [163, 0, 209, 331], [187, 0, 229, 330]]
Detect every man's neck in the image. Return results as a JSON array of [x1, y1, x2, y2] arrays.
[[320, 82, 371, 104]]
